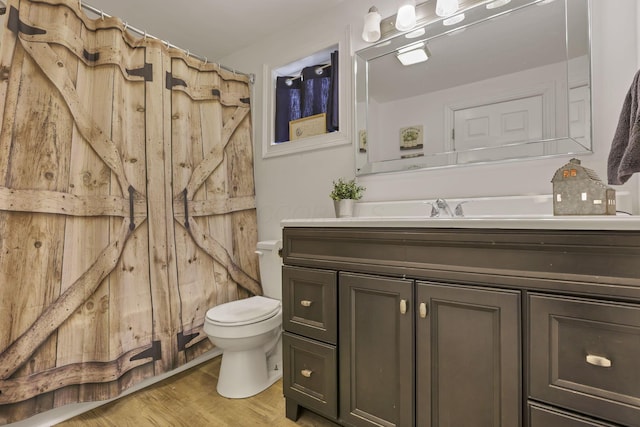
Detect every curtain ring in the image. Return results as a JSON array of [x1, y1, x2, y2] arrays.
[[100, 10, 105, 20], [204, 57, 208, 65], [186, 50, 190, 57], [143, 30, 147, 40], [124, 22, 128, 32]]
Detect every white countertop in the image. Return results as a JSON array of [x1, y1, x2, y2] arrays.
[[281, 215, 640, 230]]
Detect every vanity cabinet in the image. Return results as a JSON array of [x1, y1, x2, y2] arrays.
[[338, 273, 521, 427], [281, 225, 640, 427]]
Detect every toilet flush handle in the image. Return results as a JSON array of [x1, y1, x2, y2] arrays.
[[255, 250, 264, 256]]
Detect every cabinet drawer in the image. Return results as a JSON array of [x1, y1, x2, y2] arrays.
[[283, 266, 337, 344], [529, 402, 618, 427], [529, 294, 640, 426], [283, 332, 337, 419]]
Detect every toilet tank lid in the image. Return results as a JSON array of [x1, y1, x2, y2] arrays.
[[206, 296, 281, 325], [257, 240, 282, 251]]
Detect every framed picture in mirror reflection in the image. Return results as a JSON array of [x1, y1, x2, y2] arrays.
[[400, 125, 424, 150]]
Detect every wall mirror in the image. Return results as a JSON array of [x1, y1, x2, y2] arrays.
[[354, 0, 591, 175]]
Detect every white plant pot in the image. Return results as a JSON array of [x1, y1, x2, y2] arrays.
[[334, 199, 355, 218]]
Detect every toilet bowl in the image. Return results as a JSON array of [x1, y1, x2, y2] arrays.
[[203, 240, 283, 398]]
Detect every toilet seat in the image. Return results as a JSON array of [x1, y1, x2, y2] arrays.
[[206, 296, 281, 326]]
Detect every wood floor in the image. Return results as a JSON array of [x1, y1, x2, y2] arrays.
[[55, 355, 339, 427]]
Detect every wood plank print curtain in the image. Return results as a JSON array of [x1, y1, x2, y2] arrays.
[[0, 0, 260, 423]]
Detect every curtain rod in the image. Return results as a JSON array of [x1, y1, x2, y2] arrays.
[[80, 1, 253, 83], [285, 62, 332, 82]]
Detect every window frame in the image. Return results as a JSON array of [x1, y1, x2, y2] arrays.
[[261, 28, 351, 159]]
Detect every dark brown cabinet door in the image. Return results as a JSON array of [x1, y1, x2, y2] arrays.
[[416, 282, 521, 427], [339, 272, 414, 427]]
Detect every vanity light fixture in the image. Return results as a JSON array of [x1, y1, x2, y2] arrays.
[[362, 6, 382, 42], [396, 42, 430, 66], [435, 0, 459, 17], [395, 0, 417, 31]]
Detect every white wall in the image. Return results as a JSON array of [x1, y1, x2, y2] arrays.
[[221, 0, 640, 241]]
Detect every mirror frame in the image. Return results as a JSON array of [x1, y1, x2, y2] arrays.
[[354, 0, 592, 176]]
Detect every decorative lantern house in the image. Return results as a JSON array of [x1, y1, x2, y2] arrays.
[[551, 158, 616, 215]]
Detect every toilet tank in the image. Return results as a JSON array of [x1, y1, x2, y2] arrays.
[[256, 240, 282, 300]]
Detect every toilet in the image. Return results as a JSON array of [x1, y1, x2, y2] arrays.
[[204, 240, 283, 398]]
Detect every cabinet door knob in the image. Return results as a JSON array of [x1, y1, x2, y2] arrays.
[[400, 299, 407, 315], [419, 302, 428, 318], [300, 300, 313, 307], [301, 369, 313, 378], [586, 354, 612, 368]]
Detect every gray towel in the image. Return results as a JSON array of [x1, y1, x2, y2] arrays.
[[607, 69, 640, 185]]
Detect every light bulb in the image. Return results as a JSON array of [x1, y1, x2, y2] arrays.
[[436, 0, 459, 17], [362, 6, 382, 42], [395, 0, 417, 31]]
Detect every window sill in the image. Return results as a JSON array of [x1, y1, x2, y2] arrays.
[[262, 130, 350, 159]]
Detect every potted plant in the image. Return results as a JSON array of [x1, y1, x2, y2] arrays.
[[330, 178, 365, 218]]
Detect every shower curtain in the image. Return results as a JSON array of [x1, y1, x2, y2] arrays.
[[0, 0, 260, 423]]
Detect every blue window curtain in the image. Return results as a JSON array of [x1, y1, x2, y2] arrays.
[[301, 64, 331, 118], [274, 50, 339, 143], [275, 76, 301, 143], [327, 50, 339, 132]]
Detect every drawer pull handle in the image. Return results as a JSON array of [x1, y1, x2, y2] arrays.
[[301, 369, 313, 378], [419, 302, 428, 318], [400, 299, 407, 315], [586, 354, 612, 368], [300, 300, 313, 307]]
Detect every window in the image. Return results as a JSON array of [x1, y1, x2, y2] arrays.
[[261, 30, 351, 158]]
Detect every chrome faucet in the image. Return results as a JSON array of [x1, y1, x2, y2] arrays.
[[429, 199, 466, 217]]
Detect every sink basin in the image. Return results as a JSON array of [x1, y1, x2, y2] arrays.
[[355, 195, 555, 218]]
